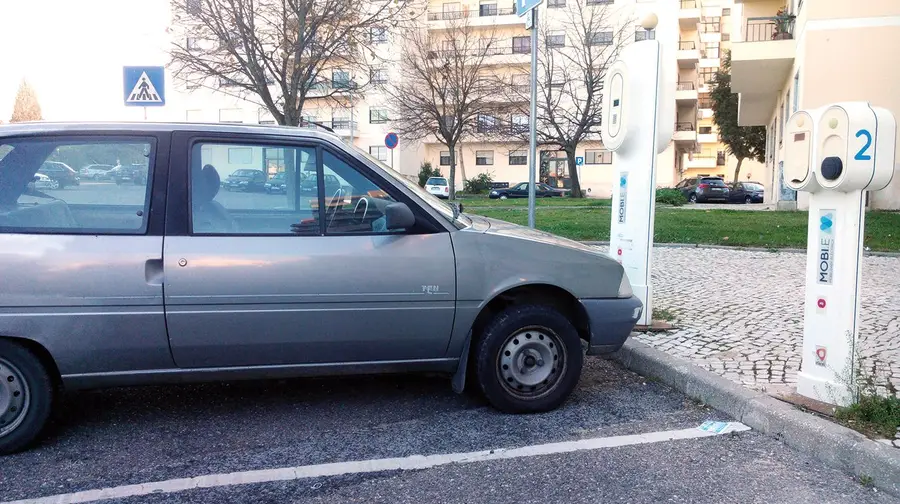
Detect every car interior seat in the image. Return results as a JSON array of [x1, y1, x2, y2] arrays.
[[191, 164, 238, 233]]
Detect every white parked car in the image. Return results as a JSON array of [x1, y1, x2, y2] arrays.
[[424, 176, 450, 199], [80, 164, 116, 180], [28, 173, 56, 191]]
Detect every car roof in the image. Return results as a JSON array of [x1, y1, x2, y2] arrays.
[[0, 121, 344, 143]]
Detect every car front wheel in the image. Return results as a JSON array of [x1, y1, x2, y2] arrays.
[[474, 305, 583, 413], [0, 340, 54, 455], [689, 193, 698, 203]]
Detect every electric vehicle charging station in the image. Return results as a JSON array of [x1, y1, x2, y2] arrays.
[[785, 102, 897, 406], [601, 15, 675, 327]]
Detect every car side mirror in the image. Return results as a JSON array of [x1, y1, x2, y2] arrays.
[[384, 202, 416, 230]]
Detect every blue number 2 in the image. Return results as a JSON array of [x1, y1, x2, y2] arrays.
[[855, 129, 872, 161]]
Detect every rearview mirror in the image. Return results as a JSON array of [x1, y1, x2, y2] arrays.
[[384, 202, 416, 230]]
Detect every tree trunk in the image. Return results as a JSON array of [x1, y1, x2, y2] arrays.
[[733, 157, 745, 184], [566, 147, 583, 198], [457, 145, 468, 184], [448, 145, 457, 200]]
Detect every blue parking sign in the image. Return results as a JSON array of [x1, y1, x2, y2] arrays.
[[123, 66, 166, 106], [575, 156, 584, 166]]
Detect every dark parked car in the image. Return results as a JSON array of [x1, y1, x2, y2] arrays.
[[37, 161, 80, 188], [224, 169, 267, 192], [112, 164, 149, 185], [489, 182, 566, 199], [676, 176, 729, 203], [264, 172, 287, 194], [728, 182, 765, 204], [300, 172, 342, 196]]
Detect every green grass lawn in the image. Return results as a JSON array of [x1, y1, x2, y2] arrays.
[[468, 207, 900, 252], [457, 195, 611, 208]]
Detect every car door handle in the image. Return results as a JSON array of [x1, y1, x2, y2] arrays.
[[145, 258, 164, 286]]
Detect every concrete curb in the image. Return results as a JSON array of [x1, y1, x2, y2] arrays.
[[580, 241, 900, 258], [610, 340, 900, 495]]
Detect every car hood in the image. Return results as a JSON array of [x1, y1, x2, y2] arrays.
[[227, 176, 254, 181], [465, 214, 601, 255]]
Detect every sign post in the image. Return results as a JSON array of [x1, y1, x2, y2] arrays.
[[385, 132, 399, 170], [516, 0, 542, 228], [784, 103, 896, 406], [123, 66, 166, 120], [600, 15, 675, 327]]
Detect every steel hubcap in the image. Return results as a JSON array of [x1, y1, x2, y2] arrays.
[[498, 328, 566, 398], [0, 358, 29, 438]]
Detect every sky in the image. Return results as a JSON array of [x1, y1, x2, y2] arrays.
[[0, 0, 178, 122]]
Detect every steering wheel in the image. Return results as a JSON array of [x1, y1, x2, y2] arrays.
[[353, 197, 369, 225], [326, 188, 344, 228]]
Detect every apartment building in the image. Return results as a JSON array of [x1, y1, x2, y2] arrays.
[[730, 0, 900, 209], [172, 0, 759, 196]]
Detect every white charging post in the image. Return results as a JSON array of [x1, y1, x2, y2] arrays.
[[784, 102, 897, 406], [601, 14, 674, 327]]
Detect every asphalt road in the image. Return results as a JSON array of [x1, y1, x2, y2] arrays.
[[0, 358, 893, 504]]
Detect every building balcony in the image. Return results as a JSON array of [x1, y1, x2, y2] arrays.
[[675, 81, 699, 104], [427, 5, 524, 30], [732, 15, 797, 126], [679, 0, 701, 29], [685, 152, 718, 169], [674, 122, 697, 144], [677, 40, 700, 68], [427, 43, 531, 67], [698, 132, 718, 144]]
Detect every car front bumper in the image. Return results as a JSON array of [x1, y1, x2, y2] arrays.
[[580, 295, 643, 355]]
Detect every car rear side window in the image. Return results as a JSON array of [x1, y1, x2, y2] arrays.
[[0, 137, 154, 234], [426, 177, 447, 186], [190, 142, 319, 236]]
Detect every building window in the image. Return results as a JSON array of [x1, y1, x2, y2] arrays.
[[701, 16, 721, 33], [699, 68, 716, 85], [332, 69, 351, 89], [586, 0, 613, 4], [186, 37, 200, 50], [635, 27, 655, 41], [547, 0, 565, 7], [479, 2, 497, 16], [511, 114, 529, 134], [547, 31, 566, 48], [722, 7, 731, 15], [369, 146, 389, 162], [699, 126, 713, 134], [704, 43, 720, 59], [370, 108, 389, 124], [370, 27, 387, 44], [476, 150, 494, 165], [585, 149, 612, 164], [441, 115, 456, 130], [477, 114, 500, 133], [440, 151, 451, 166], [371, 67, 388, 85], [258, 108, 276, 125], [792, 71, 800, 113], [721, 33, 731, 41], [589, 31, 613, 46], [717, 151, 727, 166], [513, 36, 531, 54], [218, 108, 243, 123], [509, 150, 527, 165]]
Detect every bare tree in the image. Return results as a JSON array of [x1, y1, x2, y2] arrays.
[[9, 80, 43, 123], [384, 16, 501, 199], [169, 0, 413, 126], [505, 0, 628, 197]]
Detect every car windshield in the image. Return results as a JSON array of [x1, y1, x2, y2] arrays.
[[232, 169, 255, 177], [744, 183, 764, 191], [350, 144, 464, 227], [426, 177, 447, 186]]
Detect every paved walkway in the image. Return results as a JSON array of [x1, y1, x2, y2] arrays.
[[626, 246, 900, 397]]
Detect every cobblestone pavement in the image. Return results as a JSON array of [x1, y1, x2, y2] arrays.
[[629, 246, 900, 397]]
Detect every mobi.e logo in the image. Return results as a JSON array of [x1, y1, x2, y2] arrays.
[[817, 211, 834, 285], [617, 173, 628, 224]]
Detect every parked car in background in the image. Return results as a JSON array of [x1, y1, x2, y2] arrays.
[[37, 161, 80, 188], [424, 176, 450, 199], [112, 164, 149, 185], [0, 121, 643, 454], [300, 172, 342, 197], [489, 182, 566, 199], [26, 173, 55, 191], [264, 172, 287, 194], [224, 169, 267, 192], [727, 182, 765, 204], [79, 164, 116, 180], [676, 176, 729, 203]]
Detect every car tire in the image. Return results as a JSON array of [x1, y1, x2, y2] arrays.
[[474, 305, 583, 414], [689, 193, 698, 203], [48, 180, 59, 190], [499, 195, 508, 200], [745, 196, 752, 204], [0, 340, 55, 455]]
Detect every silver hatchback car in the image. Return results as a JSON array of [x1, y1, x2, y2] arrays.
[[0, 123, 642, 453]]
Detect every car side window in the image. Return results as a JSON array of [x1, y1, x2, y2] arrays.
[[190, 143, 319, 235], [0, 137, 154, 234], [321, 149, 401, 235]]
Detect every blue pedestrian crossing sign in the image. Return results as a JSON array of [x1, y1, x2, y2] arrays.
[[123, 66, 165, 106], [516, 0, 542, 17]]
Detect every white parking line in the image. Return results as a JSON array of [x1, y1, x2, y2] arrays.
[[4, 422, 749, 504]]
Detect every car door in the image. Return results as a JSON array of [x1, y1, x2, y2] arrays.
[[163, 135, 457, 368], [0, 133, 171, 377], [511, 182, 528, 198]]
